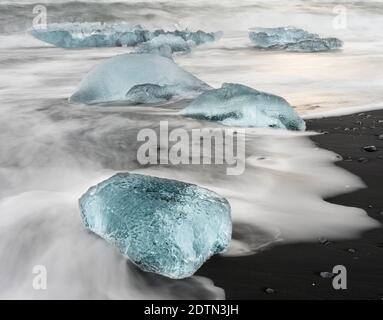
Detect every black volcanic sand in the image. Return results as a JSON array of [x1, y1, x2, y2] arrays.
[[197, 109, 383, 300]]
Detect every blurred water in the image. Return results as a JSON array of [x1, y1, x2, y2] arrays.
[[0, 0, 381, 299]]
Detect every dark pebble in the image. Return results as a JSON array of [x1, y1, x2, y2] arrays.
[[320, 272, 334, 279], [363, 146, 377, 152]]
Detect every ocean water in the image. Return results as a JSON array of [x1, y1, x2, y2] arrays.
[[0, 0, 381, 299]]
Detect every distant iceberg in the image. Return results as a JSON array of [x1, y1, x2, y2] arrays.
[[79, 173, 232, 279], [249, 27, 342, 52], [29, 22, 221, 49], [180, 83, 306, 131], [30, 22, 149, 48], [69, 53, 211, 104]]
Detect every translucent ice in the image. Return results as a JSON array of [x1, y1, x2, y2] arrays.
[[180, 83, 306, 131], [249, 27, 342, 52], [79, 173, 232, 279], [69, 53, 211, 104], [135, 34, 193, 58], [29, 22, 221, 49]]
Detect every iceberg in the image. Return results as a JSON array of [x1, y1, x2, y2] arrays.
[[249, 27, 342, 52], [30, 23, 150, 48], [180, 83, 306, 131], [69, 53, 211, 104], [29, 22, 221, 49], [79, 173, 232, 279]]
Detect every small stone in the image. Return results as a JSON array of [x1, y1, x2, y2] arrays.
[[377, 155, 383, 159], [363, 146, 377, 152], [348, 248, 356, 253], [378, 134, 383, 140], [318, 237, 331, 245], [320, 272, 334, 279], [358, 157, 369, 163], [265, 288, 275, 294], [344, 127, 350, 131]]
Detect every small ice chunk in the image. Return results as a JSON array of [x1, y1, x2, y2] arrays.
[[125, 84, 176, 104], [180, 83, 306, 131], [135, 34, 193, 58], [79, 173, 232, 279], [69, 53, 211, 104], [249, 27, 342, 52], [29, 22, 221, 49]]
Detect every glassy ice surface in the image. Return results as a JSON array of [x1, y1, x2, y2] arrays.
[[69, 53, 211, 104], [29, 22, 220, 49], [249, 27, 342, 52], [180, 83, 306, 130], [79, 173, 232, 279]]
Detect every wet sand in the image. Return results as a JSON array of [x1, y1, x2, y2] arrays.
[[197, 109, 383, 300]]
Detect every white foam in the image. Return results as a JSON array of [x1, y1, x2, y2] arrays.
[[302, 102, 383, 119]]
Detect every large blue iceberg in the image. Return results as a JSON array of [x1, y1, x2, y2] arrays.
[[249, 27, 342, 52], [180, 83, 306, 131], [29, 22, 221, 49], [69, 53, 211, 104], [79, 173, 232, 279]]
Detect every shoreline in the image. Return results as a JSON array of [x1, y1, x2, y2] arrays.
[[197, 109, 383, 299]]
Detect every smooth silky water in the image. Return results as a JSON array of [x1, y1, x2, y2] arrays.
[[0, 0, 381, 298]]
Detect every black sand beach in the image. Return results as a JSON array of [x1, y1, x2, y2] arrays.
[[197, 109, 383, 300]]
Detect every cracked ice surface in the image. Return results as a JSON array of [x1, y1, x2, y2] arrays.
[[79, 173, 232, 279]]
